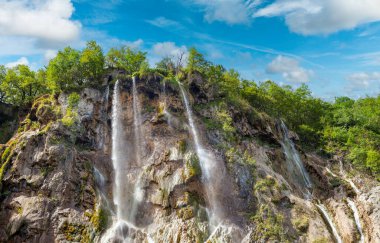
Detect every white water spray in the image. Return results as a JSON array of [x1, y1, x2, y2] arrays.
[[347, 198, 364, 243], [317, 204, 343, 243]]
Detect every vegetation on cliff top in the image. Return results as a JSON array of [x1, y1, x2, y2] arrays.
[[0, 41, 379, 178]]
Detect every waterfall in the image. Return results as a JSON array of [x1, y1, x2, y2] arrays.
[[316, 204, 343, 243], [279, 121, 312, 196], [339, 160, 361, 194], [178, 83, 222, 229], [132, 77, 143, 165], [111, 80, 125, 220], [101, 80, 138, 242], [347, 198, 365, 243]]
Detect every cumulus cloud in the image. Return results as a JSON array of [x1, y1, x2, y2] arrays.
[[189, 0, 254, 24], [254, 0, 380, 35], [5, 57, 29, 68], [152, 42, 188, 59], [346, 71, 380, 93], [266, 55, 313, 83], [0, 0, 81, 47]]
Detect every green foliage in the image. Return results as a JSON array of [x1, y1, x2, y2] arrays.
[[68, 92, 80, 108], [80, 41, 105, 84], [47, 46, 82, 92], [106, 46, 148, 75], [0, 65, 6, 102], [62, 108, 78, 128], [47, 41, 104, 92], [251, 204, 288, 242], [91, 207, 108, 233], [323, 96, 380, 176], [0, 65, 48, 106], [292, 216, 309, 233], [186, 47, 210, 73]]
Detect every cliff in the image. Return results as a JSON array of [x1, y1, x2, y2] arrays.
[[0, 73, 379, 243]]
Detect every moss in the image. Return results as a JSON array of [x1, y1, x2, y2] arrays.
[[61, 107, 78, 128], [178, 139, 187, 154], [16, 206, 23, 215], [177, 207, 194, 220], [254, 176, 277, 193], [157, 102, 165, 117], [90, 207, 108, 233], [68, 92, 80, 108], [186, 154, 202, 178], [61, 221, 89, 242], [312, 238, 331, 243], [251, 204, 288, 242], [292, 216, 309, 233], [0, 142, 16, 190]]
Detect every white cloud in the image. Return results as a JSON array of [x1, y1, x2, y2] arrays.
[[0, 0, 81, 47], [44, 50, 58, 63], [266, 55, 313, 83], [189, 0, 254, 24], [254, 0, 380, 35], [152, 42, 188, 58], [146, 17, 183, 29], [149, 42, 188, 67], [5, 57, 29, 68], [346, 71, 380, 93]]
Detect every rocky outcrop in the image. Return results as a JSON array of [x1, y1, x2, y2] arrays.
[[0, 73, 379, 243]]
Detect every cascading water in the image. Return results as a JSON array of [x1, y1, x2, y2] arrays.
[[347, 198, 365, 243], [279, 121, 312, 196], [132, 77, 143, 165], [101, 80, 138, 242], [316, 204, 343, 243], [178, 83, 223, 229]]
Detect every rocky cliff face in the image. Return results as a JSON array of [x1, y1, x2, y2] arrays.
[[0, 73, 379, 243]]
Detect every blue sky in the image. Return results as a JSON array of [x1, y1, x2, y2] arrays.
[[1, 0, 380, 100]]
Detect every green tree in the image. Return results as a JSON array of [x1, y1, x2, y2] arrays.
[[106, 47, 148, 75], [46, 46, 82, 92], [0, 65, 6, 102], [0, 65, 47, 106], [186, 47, 209, 73], [80, 41, 105, 86]]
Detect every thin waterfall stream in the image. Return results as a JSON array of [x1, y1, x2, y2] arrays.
[[279, 121, 345, 243], [178, 83, 223, 230], [347, 198, 365, 243], [317, 204, 343, 243]]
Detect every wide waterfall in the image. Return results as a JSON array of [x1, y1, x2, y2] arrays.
[[178, 83, 223, 229], [316, 204, 343, 243], [347, 198, 365, 243], [279, 120, 312, 196]]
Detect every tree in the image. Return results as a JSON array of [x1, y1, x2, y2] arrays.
[[0, 65, 47, 106], [186, 47, 209, 73], [80, 41, 105, 86], [0, 65, 6, 102], [106, 47, 148, 75], [46, 46, 82, 92]]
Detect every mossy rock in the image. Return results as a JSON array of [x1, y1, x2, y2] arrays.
[[292, 216, 309, 233], [177, 206, 194, 220]]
